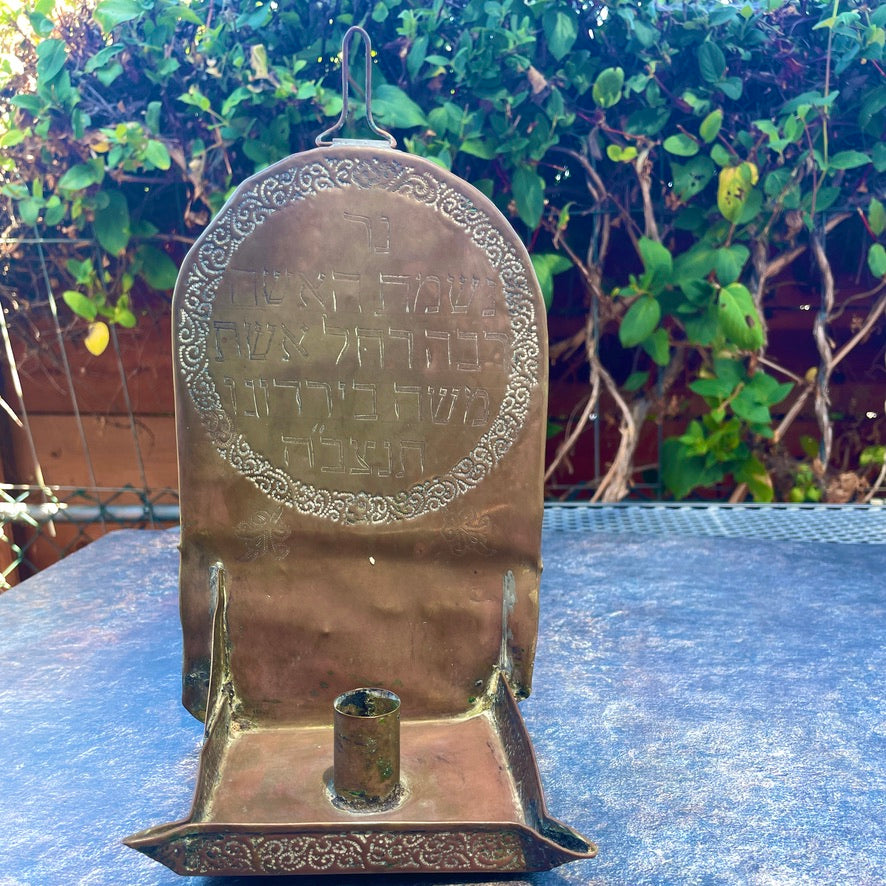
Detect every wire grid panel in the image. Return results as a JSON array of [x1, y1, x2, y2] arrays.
[[0, 485, 179, 590], [543, 503, 886, 545]]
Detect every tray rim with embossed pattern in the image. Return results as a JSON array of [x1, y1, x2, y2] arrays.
[[124, 670, 596, 875]]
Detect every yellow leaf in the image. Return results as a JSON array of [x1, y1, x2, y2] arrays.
[[84, 321, 109, 356], [744, 161, 759, 186], [717, 162, 758, 222]]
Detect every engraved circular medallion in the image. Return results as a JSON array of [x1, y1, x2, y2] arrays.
[[176, 149, 540, 524]]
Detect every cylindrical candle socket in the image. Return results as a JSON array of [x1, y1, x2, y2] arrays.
[[333, 687, 401, 807]]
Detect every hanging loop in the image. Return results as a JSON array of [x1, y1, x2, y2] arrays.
[[315, 26, 397, 148]]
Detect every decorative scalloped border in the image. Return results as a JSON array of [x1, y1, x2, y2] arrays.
[[143, 829, 526, 875], [177, 151, 539, 525]]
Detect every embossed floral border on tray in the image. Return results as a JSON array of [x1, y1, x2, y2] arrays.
[[177, 148, 540, 525], [144, 828, 528, 876]]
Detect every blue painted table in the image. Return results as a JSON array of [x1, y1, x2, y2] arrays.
[[2, 509, 884, 885]]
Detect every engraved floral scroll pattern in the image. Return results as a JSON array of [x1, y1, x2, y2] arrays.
[[147, 829, 526, 875], [236, 508, 291, 561], [177, 150, 540, 525], [441, 508, 496, 557]]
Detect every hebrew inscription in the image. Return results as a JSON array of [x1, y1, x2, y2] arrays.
[[177, 152, 541, 524]]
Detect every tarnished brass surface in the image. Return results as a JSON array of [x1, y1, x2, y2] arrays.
[[126, 672, 593, 875], [126, 140, 595, 874], [333, 687, 401, 807], [175, 145, 547, 724]]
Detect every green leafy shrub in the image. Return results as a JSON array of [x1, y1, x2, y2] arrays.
[[1, 0, 884, 500]]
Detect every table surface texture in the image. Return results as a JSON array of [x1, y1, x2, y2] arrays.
[[1, 505, 884, 886]]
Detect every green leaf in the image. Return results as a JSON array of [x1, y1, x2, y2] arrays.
[[28, 11, 55, 37], [511, 165, 545, 229], [606, 144, 638, 163], [632, 20, 657, 48], [683, 304, 720, 347], [620, 296, 661, 347], [135, 244, 178, 290], [690, 376, 734, 399], [698, 41, 727, 83], [93, 0, 143, 32], [144, 140, 171, 170], [11, 94, 45, 115], [642, 327, 670, 366], [661, 437, 723, 499], [84, 45, 125, 74], [671, 155, 715, 201], [43, 196, 65, 226], [827, 150, 871, 170], [713, 357, 745, 389], [407, 36, 429, 81], [764, 167, 791, 198], [18, 198, 41, 226], [57, 162, 101, 191], [530, 253, 571, 310], [179, 86, 211, 113], [544, 9, 578, 61], [592, 67, 624, 109], [459, 138, 496, 159], [626, 106, 671, 136], [699, 108, 723, 143], [145, 101, 162, 135], [371, 84, 427, 129], [531, 258, 554, 309], [66, 258, 94, 284], [869, 198, 886, 237], [638, 236, 673, 291], [113, 303, 137, 328], [783, 114, 804, 143], [860, 444, 886, 467], [2, 184, 29, 200], [96, 63, 123, 87], [714, 244, 750, 285], [221, 86, 254, 118], [674, 246, 717, 286], [663, 134, 699, 157], [719, 77, 743, 100], [731, 388, 771, 425], [63, 290, 98, 321], [803, 186, 837, 215], [0, 129, 26, 148], [36, 39, 66, 84], [735, 455, 774, 502], [710, 143, 733, 167], [868, 243, 886, 278], [624, 370, 649, 392], [93, 191, 130, 255], [717, 282, 763, 350]]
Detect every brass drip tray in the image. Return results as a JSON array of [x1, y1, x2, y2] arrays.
[[126, 673, 594, 875]]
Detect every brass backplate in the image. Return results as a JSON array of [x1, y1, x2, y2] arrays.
[[125, 144, 595, 875]]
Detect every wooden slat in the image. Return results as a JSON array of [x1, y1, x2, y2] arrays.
[[2, 315, 174, 416], [8, 413, 178, 489]]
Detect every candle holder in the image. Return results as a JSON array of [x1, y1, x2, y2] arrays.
[[124, 27, 595, 877]]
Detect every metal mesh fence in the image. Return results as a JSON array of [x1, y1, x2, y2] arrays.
[[543, 502, 886, 544], [0, 484, 178, 589]]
